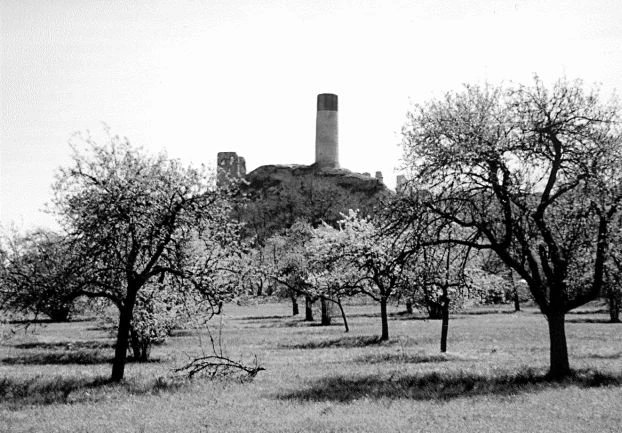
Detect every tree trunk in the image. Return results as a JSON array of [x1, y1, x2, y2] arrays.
[[380, 297, 389, 341], [509, 269, 520, 312], [266, 282, 274, 296], [513, 289, 521, 312], [405, 300, 413, 314], [546, 311, 571, 379], [440, 295, 450, 353], [111, 285, 139, 382], [608, 290, 620, 323], [320, 297, 331, 326], [304, 295, 314, 321], [130, 328, 141, 360], [427, 301, 443, 319], [335, 298, 349, 332], [130, 328, 151, 362], [290, 292, 299, 316], [47, 307, 71, 322]]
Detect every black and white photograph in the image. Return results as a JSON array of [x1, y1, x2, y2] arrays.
[[1, 1, 621, 431]]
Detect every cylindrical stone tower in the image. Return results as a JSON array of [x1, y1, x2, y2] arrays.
[[315, 93, 339, 169]]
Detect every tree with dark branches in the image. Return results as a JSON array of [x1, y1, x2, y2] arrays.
[[0, 229, 86, 322], [399, 77, 622, 378], [52, 130, 242, 382]]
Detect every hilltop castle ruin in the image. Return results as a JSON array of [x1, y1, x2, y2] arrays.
[[217, 93, 385, 187], [216, 93, 390, 243]]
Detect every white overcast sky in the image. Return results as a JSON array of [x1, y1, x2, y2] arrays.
[[2, 0, 622, 231]]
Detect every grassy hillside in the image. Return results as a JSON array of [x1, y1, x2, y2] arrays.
[[1, 302, 621, 432]]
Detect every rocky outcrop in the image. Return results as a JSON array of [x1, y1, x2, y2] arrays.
[[243, 163, 389, 197], [237, 163, 390, 243]]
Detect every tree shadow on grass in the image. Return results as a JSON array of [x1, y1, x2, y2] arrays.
[[2, 351, 165, 366], [86, 325, 114, 332], [7, 317, 96, 325], [565, 317, 615, 324], [2, 351, 113, 365], [457, 309, 518, 316], [240, 318, 307, 329], [354, 352, 468, 365], [276, 369, 622, 402], [169, 329, 200, 337], [238, 317, 348, 329], [0, 374, 188, 409], [15, 340, 114, 350], [238, 315, 292, 321], [346, 311, 429, 321], [3, 341, 164, 365], [580, 352, 622, 360], [308, 322, 346, 328], [568, 308, 609, 315], [284, 335, 395, 350]]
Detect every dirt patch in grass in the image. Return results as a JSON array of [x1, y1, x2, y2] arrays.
[[277, 368, 622, 402]]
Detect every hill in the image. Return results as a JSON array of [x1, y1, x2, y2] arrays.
[[237, 163, 391, 243]]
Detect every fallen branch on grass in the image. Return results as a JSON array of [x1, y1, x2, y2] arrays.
[[174, 319, 265, 380], [175, 354, 265, 379]]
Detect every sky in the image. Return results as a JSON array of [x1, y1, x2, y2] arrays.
[[2, 0, 622, 232]]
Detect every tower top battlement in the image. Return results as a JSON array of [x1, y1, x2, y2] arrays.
[[317, 93, 338, 111]]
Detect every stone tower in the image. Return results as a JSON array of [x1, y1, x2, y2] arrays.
[[315, 93, 339, 169], [217, 151, 246, 187]]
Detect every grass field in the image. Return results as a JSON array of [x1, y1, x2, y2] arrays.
[[1, 301, 621, 432]]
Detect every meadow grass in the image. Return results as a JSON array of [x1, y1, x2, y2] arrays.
[[1, 301, 621, 432]]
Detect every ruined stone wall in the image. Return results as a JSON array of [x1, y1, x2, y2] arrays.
[[217, 152, 246, 187]]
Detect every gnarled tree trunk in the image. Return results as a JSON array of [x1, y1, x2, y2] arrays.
[[47, 306, 72, 322], [320, 296, 331, 325], [405, 300, 413, 314], [334, 298, 349, 332], [130, 328, 152, 362], [509, 269, 520, 312], [304, 295, 314, 321], [440, 295, 450, 353], [380, 297, 389, 341], [546, 311, 570, 379], [111, 284, 139, 382], [427, 301, 443, 320], [290, 292, 299, 316], [608, 289, 620, 323]]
